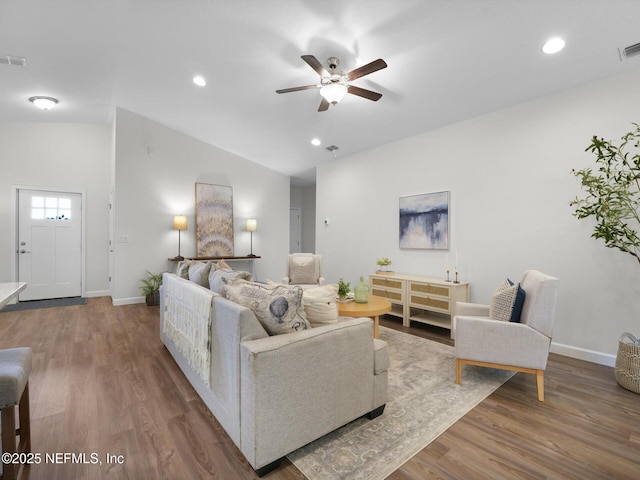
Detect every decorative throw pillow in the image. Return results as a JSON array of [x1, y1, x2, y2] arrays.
[[216, 259, 232, 270], [490, 278, 526, 322], [176, 260, 191, 279], [303, 284, 339, 327], [224, 279, 310, 335], [289, 255, 319, 284], [188, 261, 212, 287], [209, 267, 252, 294]]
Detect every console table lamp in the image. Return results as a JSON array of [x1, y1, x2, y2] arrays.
[[173, 215, 188, 260], [246, 219, 257, 257]]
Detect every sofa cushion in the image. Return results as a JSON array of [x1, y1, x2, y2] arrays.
[[209, 267, 252, 294], [303, 284, 339, 327], [489, 278, 526, 322], [224, 279, 310, 335], [289, 254, 319, 284], [188, 261, 212, 287], [176, 260, 191, 279]]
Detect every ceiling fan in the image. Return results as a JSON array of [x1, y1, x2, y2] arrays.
[[276, 55, 388, 112]]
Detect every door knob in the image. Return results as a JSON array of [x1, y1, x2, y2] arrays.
[[20, 249, 31, 254]]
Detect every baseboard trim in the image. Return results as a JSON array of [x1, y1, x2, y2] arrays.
[[85, 290, 110, 298], [550, 342, 616, 367], [112, 296, 146, 306]]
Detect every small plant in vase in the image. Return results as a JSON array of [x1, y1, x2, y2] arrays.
[[337, 278, 351, 301], [376, 257, 392, 272]]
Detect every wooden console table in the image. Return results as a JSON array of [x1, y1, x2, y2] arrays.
[[369, 273, 469, 331], [168, 256, 261, 261]]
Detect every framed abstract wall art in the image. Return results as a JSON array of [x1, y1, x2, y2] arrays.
[[399, 191, 449, 249], [195, 182, 234, 257]]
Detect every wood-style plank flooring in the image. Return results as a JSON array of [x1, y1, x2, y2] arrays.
[[0, 297, 637, 479]]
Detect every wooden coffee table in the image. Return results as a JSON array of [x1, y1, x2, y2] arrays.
[[337, 295, 391, 339]]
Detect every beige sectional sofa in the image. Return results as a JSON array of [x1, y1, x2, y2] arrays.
[[159, 271, 389, 476]]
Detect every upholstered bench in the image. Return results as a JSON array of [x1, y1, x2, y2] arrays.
[[0, 347, 32, 480]]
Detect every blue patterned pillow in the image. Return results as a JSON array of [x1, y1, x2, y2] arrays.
[[489, 279, 526, 322]]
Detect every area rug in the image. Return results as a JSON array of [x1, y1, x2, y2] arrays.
[[287, 326, 514, 480], [0, 296, 87, 312]]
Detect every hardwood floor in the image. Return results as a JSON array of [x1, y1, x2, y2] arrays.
[[0, 298, 637, 479]]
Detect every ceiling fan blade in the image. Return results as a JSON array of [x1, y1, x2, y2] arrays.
[[301, 55, 328, 77], [276, 85, 319, 94], [346, 59, 387, 81], [318, 98, 330, 112], [347, 85, 383, 101]]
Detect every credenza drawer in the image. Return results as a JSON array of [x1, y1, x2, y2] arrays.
[[372, 288, 403, 302], [410, 295, 449, 312], [371, 277, 403, 290], [410, 282, 450, 297]]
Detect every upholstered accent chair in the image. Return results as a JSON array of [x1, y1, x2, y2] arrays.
[[282, 253, 325, 289], [453, 270, 559, 401]]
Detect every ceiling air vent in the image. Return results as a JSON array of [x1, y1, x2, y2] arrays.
[[620, 42, 640, 60], [0, 54, 27, 66]]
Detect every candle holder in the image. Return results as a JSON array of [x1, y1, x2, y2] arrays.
[[454, 271, 460, 284], [446, 269, 451, 282]]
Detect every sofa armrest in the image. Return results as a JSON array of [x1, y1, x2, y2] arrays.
[[282, 276, 291, 285], [239, 317, 379, 469], [455, 316, 551, 370]]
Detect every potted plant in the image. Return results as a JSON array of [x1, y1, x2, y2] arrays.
[[140, 270, 163, 306], [376, 257, 392, 272], [337, 278, 351, 301], [571, 123, 640, 393]]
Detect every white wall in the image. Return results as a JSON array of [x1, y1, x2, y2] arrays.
[[317, 68, 640, 365], [0, 122, 112, 296], [290, 185, 316, 252], [113, 108, 290, 303]]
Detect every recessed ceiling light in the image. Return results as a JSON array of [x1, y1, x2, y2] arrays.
[[29, 96, 58, 110], [542, 37, 565, 54], [193, 75, 206, 87], [311, 138, 321, 146]]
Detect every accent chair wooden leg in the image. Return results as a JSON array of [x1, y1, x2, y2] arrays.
[[456, 359, 462, 384], [536, 370, 545, 401], [2, 405, 16, 480], [19, 382, 31, 453]]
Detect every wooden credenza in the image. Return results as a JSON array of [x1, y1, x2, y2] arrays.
[[369, 273, 469, 331]]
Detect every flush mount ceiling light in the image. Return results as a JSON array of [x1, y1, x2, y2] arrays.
[[29, 96, 58, 110], [542, 37, 565, 54], [193, 75, 206, 87], [310, 138, 321, 146]]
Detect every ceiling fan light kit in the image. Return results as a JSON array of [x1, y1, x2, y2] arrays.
[[276, 55, 387, 112]]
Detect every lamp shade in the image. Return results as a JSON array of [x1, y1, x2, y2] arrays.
[[320, 83, 348, 104], [173, 215, 188, 230], [246, 219, 257, 232]]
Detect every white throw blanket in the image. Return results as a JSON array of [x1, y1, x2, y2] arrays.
[[163, 275, 213, 386]]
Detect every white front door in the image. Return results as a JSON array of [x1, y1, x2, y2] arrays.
[[18, 189, 82, 300]]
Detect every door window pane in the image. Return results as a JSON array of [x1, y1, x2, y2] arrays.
[[31, 196, 72, 220]]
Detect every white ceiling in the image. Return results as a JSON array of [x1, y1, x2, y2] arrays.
[[2, 1, 640, 186]]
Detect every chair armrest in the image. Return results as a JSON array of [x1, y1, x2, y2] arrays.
[[282, 276, 291, 285], [318, 276, 326, 286], [455, 316, 551, 370], [455, 301, 490, 317], [450, 302, 490, 339]]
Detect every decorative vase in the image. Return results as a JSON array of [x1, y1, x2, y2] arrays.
[[354, 275, 369, 304]]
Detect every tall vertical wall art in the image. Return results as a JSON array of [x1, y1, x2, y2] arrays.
[[399, 191, 449, 249], [195, 182, 234, 257]]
